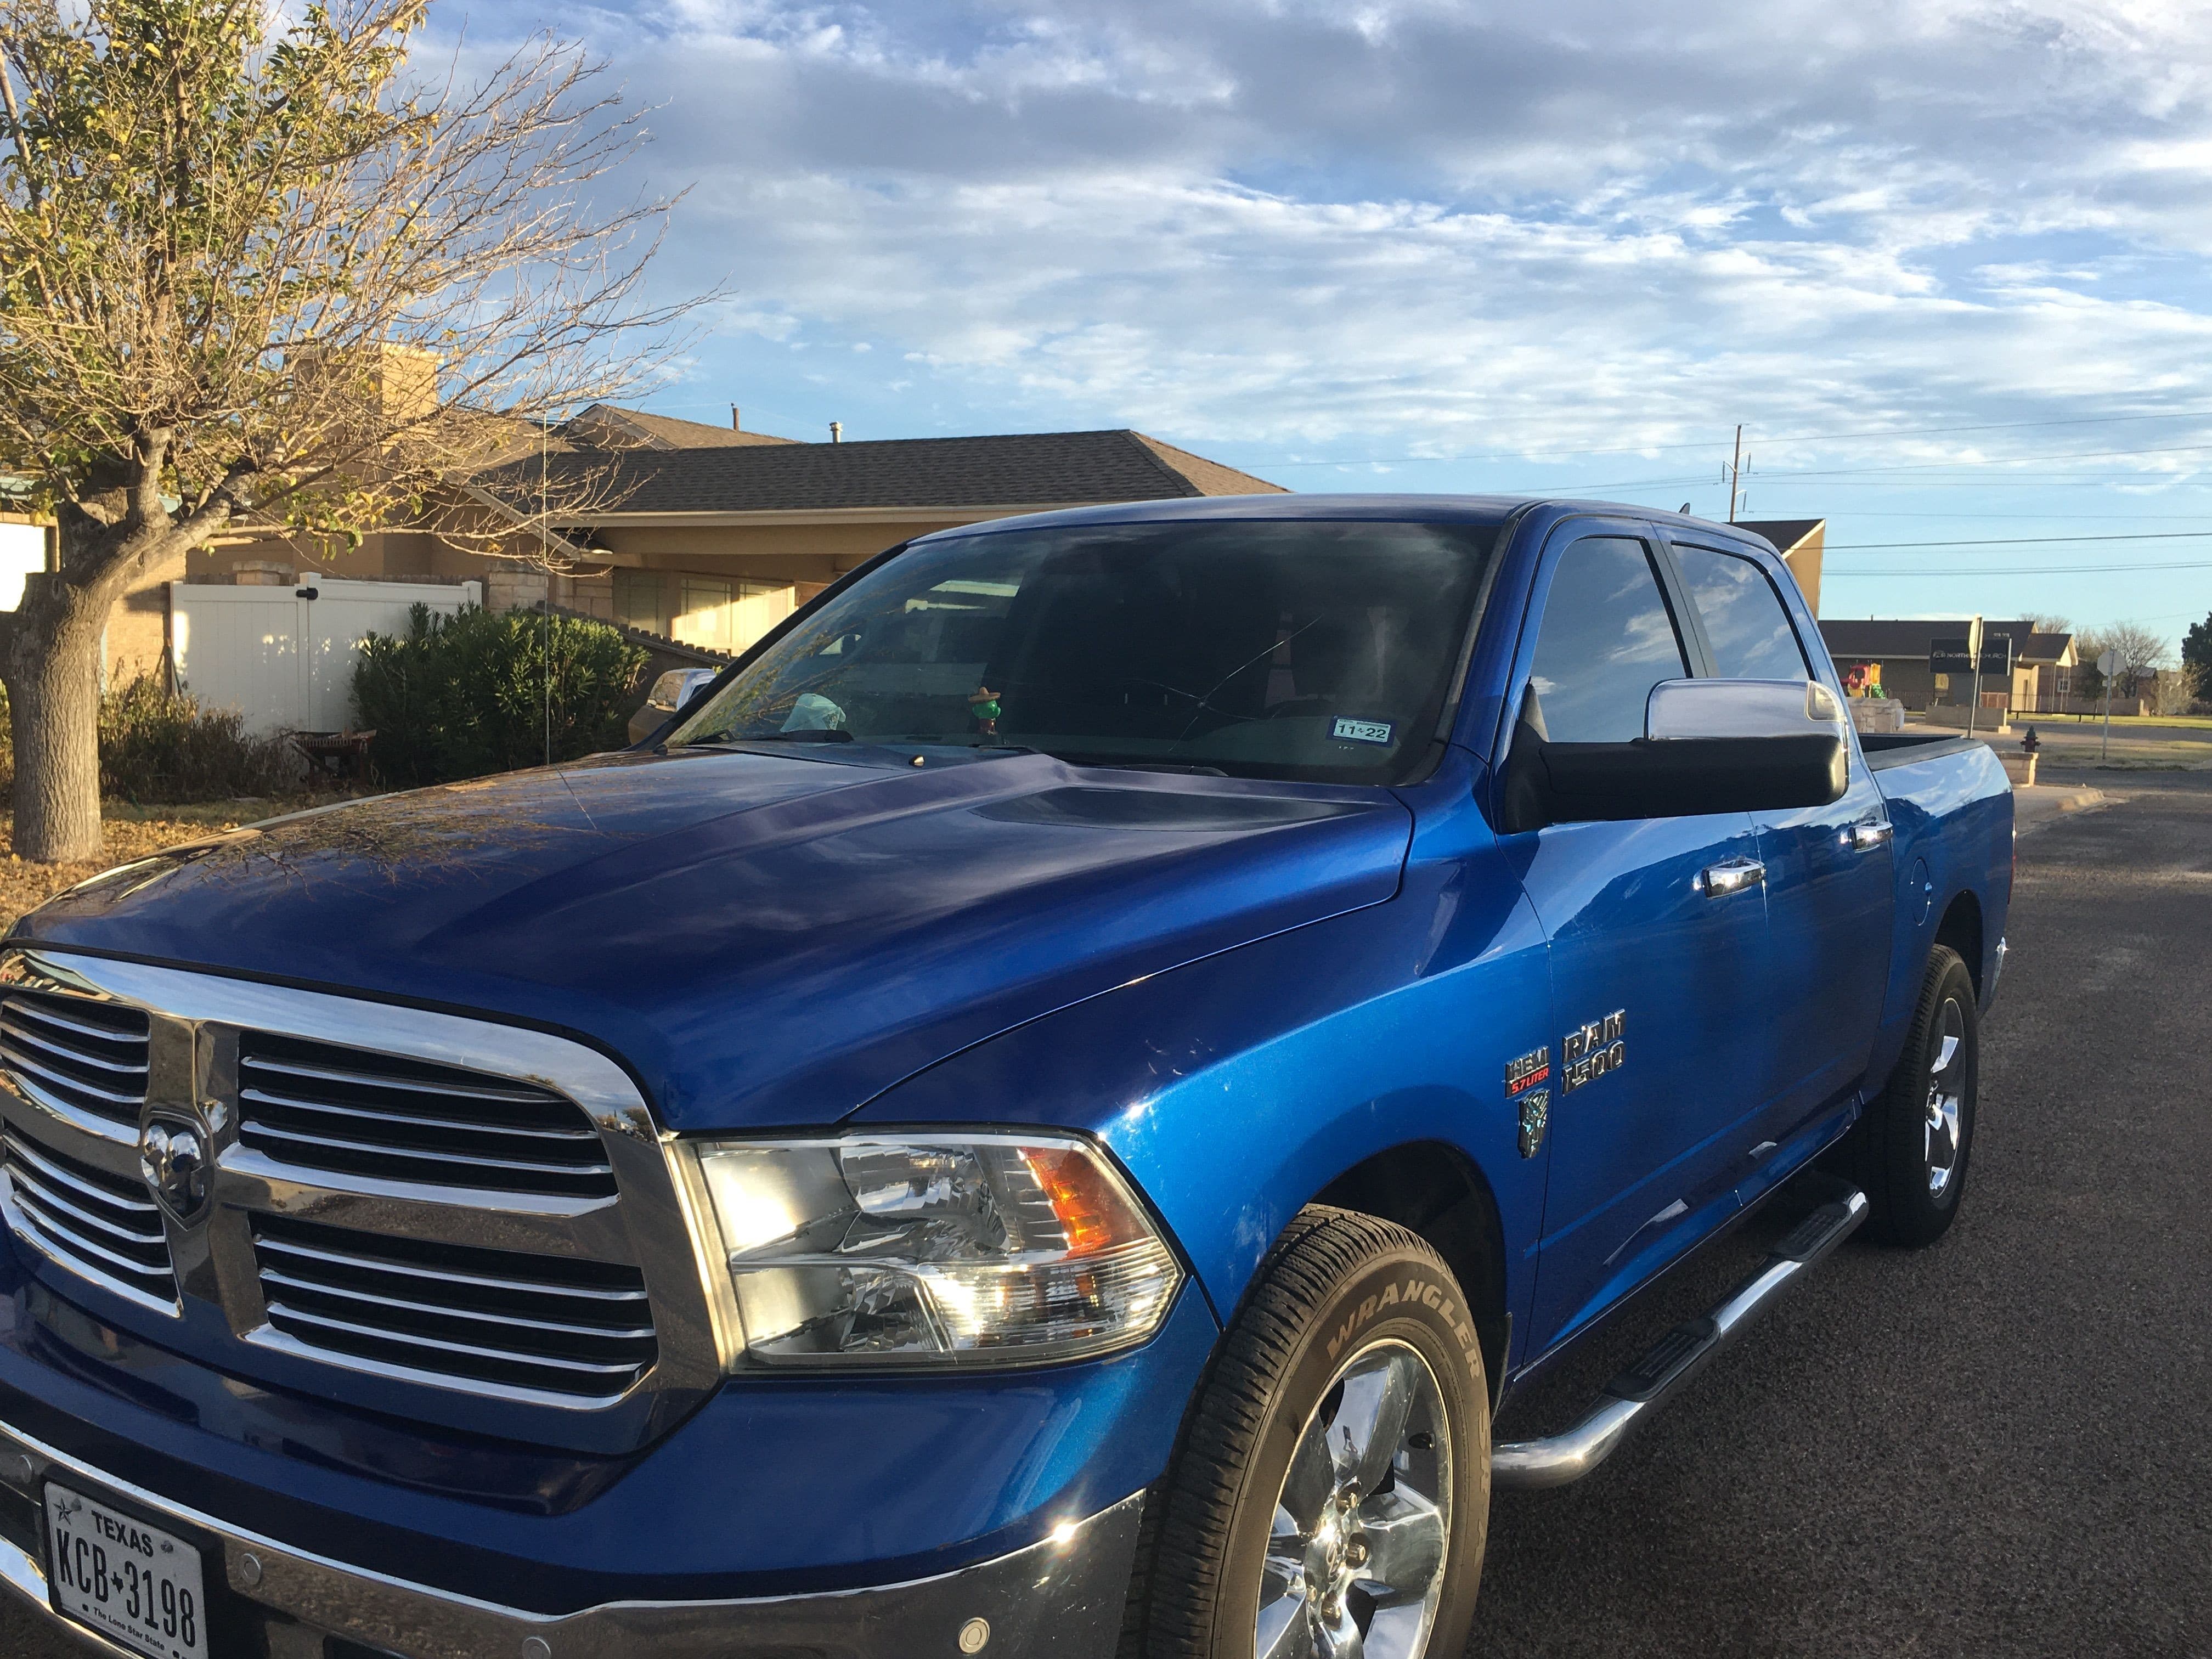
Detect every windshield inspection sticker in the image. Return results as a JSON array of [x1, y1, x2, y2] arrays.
[[1331, 717, 1395, 746]]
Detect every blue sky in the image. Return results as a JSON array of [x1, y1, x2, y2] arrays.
[[440, 0, 2212, 649]]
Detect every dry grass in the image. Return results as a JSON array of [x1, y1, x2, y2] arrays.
[[0, 800, 308, 933]]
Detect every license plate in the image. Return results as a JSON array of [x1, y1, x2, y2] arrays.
[[43, 1483, 210, 1659]]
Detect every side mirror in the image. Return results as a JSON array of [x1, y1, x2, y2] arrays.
[[651, 667, 720, 713], [1502, 678, 1847, 831], [1645, 676, 1843, 738]]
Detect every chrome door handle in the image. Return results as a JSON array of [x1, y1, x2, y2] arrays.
[[1848, 820, 1895, 851], [1696, 857, 1765, 898]]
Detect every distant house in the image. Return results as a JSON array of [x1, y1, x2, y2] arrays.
[[1816, 619, 2078, 713], [1734, 519, 1827, 616]]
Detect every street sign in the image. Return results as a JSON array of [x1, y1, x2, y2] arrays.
[[1929, 636, 2013, 675], [2097, 648, 2119, 676]]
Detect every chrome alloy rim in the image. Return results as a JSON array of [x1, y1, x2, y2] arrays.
[[1255, 1339, 1452, 1659], [1925, 998, 1968, 1197]]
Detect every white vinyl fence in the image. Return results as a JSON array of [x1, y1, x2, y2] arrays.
[[0, 523, 46, 611], [171, 578, 481, 736]]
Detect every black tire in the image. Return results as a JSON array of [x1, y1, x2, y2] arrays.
[[1850, 944, 1979, 1246], [1138, 1205, 1489, 1659]]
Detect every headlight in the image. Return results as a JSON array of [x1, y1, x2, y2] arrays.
[[684, 1134, 1182, 1369]]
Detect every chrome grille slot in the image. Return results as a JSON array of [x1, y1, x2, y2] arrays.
[[1, 1130, 176, 1309], [250, 1215, 656, 1401], [0, 990, 149, 1126], [237, 1034, 616, 1199]]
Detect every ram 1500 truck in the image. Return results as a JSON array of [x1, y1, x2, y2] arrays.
[[0, 495, 2009, 1659]]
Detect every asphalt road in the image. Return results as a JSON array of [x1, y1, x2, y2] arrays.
[[1470, 770, 2212, 1659], [3, 779, 2207, 1658]]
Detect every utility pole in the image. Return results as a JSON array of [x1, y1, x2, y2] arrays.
[[1965, 616, 1984, 741], [2098, 648, 2118, 760], [1726, 425, 1743, 523], [541, 413, 552, 769]]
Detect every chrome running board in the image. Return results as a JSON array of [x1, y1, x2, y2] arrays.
[[1492, 1181, 1869, 1490]]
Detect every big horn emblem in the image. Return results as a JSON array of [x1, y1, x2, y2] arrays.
[[139, 1118, 211, 1224]]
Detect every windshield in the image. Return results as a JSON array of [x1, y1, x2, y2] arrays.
[[668, 519, 1497, 783]]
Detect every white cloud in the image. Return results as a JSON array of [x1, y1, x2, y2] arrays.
[[432, 0, 2212, 479]]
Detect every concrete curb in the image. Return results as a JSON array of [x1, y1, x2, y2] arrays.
[[2012, 784, 2108, 834]]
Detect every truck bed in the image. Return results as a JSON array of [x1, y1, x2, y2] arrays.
[[1858, 730, 1987, 772]]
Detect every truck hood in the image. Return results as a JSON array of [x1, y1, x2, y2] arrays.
[[15, 749, 1413, 1130]]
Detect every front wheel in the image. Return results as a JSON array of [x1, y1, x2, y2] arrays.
[[1139, 1207, 1490, 1659]]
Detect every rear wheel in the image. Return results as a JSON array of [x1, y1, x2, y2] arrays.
[[1850, 944, 1979, 1246], [1139, 1207, 1489, 1658]]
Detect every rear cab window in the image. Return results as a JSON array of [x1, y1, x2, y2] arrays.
[[1672, 545, 1810, 680]]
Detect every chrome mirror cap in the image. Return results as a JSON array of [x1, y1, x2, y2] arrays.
[[1645, 678, 1843, 741], [648, 668, 720, 713]]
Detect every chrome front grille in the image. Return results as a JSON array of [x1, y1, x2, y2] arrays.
[[0, 989, 148, 1127], [0, 1130, 176, 1310], [251, 1214, 657, 1402], [0, 947, 715, 1451], [238, 1034, 617, 1199]]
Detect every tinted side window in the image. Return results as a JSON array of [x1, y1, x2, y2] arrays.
[[1525, 537, 1689, 743], [1675, 546, 1809, 680]]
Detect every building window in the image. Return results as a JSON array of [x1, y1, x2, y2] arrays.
[[614, 571, 668, 636], [675, 577, 735, 650], [612, 569, 796, 654]]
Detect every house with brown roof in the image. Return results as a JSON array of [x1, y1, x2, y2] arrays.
[[176, 415, 1285, 668]]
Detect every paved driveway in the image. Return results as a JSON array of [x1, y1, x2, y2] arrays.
[[2, 782, 2207, 1658], [1468, 772, 2212, 1658]]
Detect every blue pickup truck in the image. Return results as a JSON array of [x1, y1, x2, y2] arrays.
[[0, 495, 2009, 1659]]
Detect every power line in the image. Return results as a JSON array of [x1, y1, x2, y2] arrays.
[[1827, 560, 2212, 575], [1795, 510, 2212, 520], [1826, 530, 2212, 552], [1558, 447, 2212, 495], [1248, 408, 2212, 469], [1600, 477, 2212, 491]]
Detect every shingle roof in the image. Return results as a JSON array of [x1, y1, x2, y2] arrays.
[[479, 428, 1285, 517], [1816, 618, 2072, 663], [558, 404, 801, 450]]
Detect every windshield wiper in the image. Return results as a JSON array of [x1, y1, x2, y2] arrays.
[[689, 729, 854, 746]]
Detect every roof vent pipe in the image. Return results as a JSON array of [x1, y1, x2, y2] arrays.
[[830, 421, 843, 443], [730, 405, 741, 431]]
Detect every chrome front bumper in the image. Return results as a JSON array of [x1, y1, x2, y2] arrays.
[[0, 1414, 1146, 1659]]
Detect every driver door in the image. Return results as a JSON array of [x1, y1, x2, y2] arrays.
[[1506, 529, 1778, 1356]]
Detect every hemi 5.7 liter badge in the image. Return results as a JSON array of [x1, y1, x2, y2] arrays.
[[1504, 1046, 1550, 1097]]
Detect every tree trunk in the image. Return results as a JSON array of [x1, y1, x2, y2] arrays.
[[4, 573, 112, 864]]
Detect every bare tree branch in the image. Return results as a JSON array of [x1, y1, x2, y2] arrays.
[[0, 0, 716, 860]]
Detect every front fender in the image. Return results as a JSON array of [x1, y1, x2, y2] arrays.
[[851, 855, 1551, 1350]]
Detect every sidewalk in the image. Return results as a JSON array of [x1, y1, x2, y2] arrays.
[[2011, 782, 2107, 834]]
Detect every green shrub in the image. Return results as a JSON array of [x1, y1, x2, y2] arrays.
[[352, 603, 648, 787]]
